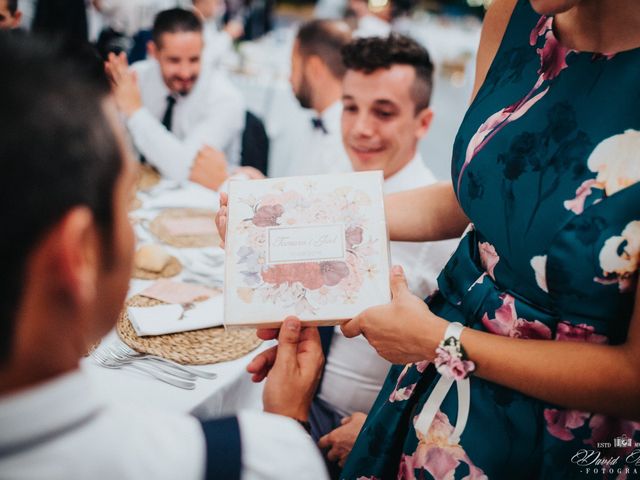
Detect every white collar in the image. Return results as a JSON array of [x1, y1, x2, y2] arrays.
[[383, 153, 436, 194], [0, 370, 102, 452], [318, 101, 342, 135]]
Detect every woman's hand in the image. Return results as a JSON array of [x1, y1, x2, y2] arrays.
[[215, 192, 228, 248], [341, 265, 446, 364]]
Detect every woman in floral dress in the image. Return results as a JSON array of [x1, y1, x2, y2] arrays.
[[336, 0, 640, 478]]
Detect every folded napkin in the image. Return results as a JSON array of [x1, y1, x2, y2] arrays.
[[128, 295, 224, 336], [139, 279, 217, 304], [142, 182, 219, 210], [161, 216, 217, 237]]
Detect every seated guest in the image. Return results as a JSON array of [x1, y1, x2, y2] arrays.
[[217, 33, 458, 473], [284, 19, 353, 177], [105, 8, 245, 187], [313, 32, 458, 456], [192, 0, 244, 66], [0, 0, 21, 29], [0, 33, 327, 480]]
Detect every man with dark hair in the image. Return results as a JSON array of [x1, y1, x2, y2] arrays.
[[284, 19, 352, 176], [313, 33, 457, 470], [105, 8, 244, 189], [0, 0, 21, 29], [0, 32, 328, 479]]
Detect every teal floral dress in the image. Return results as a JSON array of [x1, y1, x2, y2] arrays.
[[341, 1, 640, 479]]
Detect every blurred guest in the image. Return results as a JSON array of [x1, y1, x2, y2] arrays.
[[348, 0, 391, 37], [313, 34, 458, 463], [93, 0, 176, 62], [192, 0, 243, 66], [0, 0, 21, 29], [0, 32, 327, 480], [105, 8, 245, 188], [285, 19, 353, 177]]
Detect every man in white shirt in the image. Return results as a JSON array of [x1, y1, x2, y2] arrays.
[[105, 8, 245, 187], [312, 33, 458, 471], [0, 33, 326, 480], [192, 0, 243, 66], [284, 19, 353, 177]]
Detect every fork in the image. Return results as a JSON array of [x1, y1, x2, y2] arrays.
[[112, 343, 218, 380], [91, 349, 196, 389]]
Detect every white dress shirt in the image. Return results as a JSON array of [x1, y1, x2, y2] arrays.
[[317, 154, 458, 417], [0, 370, 328, 480], [128, 59, 245, 182], [282, 101, 352, 177]]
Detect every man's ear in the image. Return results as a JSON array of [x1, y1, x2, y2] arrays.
[[306, 55, 326, 82], [48, 207, 100, 309], [147, 40, 158, 59], [11, 10, 22, 29], [415, 107, 434, 141]]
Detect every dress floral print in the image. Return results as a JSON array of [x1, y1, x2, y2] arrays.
[[342, 1, 640, 479]]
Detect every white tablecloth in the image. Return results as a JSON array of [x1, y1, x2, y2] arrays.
[[82, 179, 270, 421]]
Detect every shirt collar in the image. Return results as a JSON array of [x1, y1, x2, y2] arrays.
[[383, 152, 432, 194], [0, 370, 102, 451], [318, 101, 342, 136]]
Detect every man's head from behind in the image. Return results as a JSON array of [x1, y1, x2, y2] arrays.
[[0, 0, 21, 29], [0, 34, 136, 385], [290, 19, 352, 110], [341, 34, 434, 179], [149, 8, 204, 95]]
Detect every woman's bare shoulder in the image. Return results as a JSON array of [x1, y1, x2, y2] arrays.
[[470, 0, 519, 102]]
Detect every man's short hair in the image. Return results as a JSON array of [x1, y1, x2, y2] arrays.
[[7, 0, 18, 15], [296, 19, 352, 80], [0, 33, 122, 364], [152, 8, 203, 48], [341, 34, 434, 113]]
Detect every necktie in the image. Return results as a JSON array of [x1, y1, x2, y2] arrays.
[[140, 95, 177, 165], [162, 95, 177, 131], [311, 117, 328, 134]]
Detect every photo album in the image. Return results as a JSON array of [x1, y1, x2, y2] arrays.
[[224, 171, 391, 327]]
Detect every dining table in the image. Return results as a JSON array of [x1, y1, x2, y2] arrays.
[[81, 176, 272, 421]]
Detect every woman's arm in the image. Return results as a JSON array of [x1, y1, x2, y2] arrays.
[[385, 182, 469, 242], [385, 0, 518, 243], [462, 281, 640, 419], [342, 267, 640, 420]]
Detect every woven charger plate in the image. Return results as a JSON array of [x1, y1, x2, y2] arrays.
[[137, 164, 161, 191], [149, 208, 220, 248], [132, 255, 182, 280], [117, 294, 262, 365]]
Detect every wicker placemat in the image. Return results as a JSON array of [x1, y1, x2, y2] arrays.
[[149, 208, 220, 248], [116, 294, 261, 365], [132, 255, 182, 280], [137, 164, 161, 191]]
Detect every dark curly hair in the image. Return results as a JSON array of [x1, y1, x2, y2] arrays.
[[341, 34, 434, 113]]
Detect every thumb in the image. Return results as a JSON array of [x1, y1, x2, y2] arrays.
[[340, 415, 353, 425], [390, 265, 409, 299], [273, 316, 302, 368]]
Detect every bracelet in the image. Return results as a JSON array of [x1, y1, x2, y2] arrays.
[[434, 322, 476, 380], [295, 419, 312, 435]]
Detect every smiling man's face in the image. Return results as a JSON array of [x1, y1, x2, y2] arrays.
[[341, 64, 431, 179]]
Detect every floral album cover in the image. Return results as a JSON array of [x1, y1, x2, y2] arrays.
[[223, 171, 391, 327]]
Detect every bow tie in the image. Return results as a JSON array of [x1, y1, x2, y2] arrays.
[[311, 117, 328, 134]]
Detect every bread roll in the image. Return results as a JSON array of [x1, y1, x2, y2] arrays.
[[134, 244, 171, 273]]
